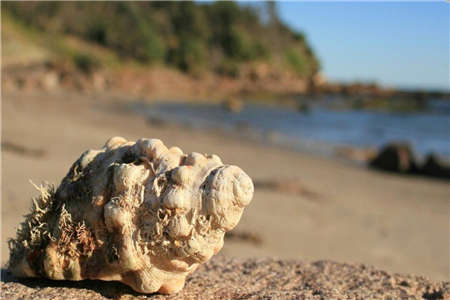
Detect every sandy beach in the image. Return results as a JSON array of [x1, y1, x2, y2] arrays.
[[1, 90, 449, 283]]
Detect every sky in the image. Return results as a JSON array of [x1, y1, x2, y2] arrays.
[[276, 1, 449, 91]]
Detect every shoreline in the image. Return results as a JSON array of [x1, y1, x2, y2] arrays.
[[124, 99, 450, 169], [3, 60, 450, 107]]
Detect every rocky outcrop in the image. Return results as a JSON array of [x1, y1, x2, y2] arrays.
[[369, 143, 418, 174], [421, 154, 450, 180], [369, 143, 450, 180]]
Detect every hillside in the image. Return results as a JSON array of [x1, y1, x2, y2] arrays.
[[2, 2, 319, 80]]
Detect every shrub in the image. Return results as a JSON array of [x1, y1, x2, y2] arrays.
[[215, 60, 240, 78], [3, 2, 320, 75], [285, 48, 308, 76], [72, 53, 99, 73]]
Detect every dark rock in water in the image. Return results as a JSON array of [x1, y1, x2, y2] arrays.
[[296, 101, 311, 114], [146, 116, 168, 128], [421, 154, 450, 180], [222, 97, 243, 113], [369, 145, 450, 180], [369, 143, 418, 174]]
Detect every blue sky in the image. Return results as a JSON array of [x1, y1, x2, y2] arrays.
[[276, 1, 449, 91]]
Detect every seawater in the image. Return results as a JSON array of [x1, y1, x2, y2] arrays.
[[129, 99, 450, 160]]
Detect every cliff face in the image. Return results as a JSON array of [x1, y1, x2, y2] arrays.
[[2, 2, 319, 81]]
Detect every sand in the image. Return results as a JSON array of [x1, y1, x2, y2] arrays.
[[1, 90, 449, 292], [2, 256, 449, 299]]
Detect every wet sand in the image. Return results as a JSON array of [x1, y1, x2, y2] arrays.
[[1, 90, 449, 282]]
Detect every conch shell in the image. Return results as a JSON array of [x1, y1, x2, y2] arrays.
[[8, 137, 254, 294]]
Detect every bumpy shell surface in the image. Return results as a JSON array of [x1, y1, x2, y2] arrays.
[[8, 137, 254, 294]]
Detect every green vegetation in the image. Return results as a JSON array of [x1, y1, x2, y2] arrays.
[[285, 48, 308, 75], [3, 1, 319, 77], [2, 11, 120, 72], [352, 97, 428, 113], [72, 53, 100, 74]]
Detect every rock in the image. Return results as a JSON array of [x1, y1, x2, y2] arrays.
[[312, 71, 326, 87], [421, 154, 450, 180], [369, 143, 418, 174], [40, 71, 59, 91], [92, 72, 107, 91], [296, 101, 311, 113], [222, 97, 243, 113], [8, 137, 254, 294]]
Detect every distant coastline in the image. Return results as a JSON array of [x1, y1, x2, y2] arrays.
[[311, 81, 450, 102]]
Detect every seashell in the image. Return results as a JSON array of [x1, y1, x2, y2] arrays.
[[8, 137, 253, 294]]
